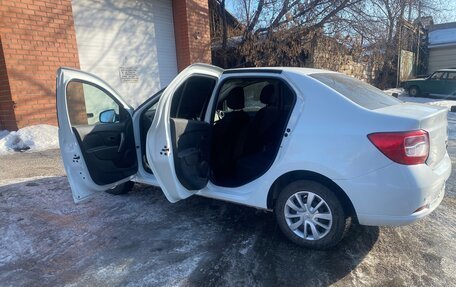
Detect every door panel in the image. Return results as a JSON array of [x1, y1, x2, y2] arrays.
[[170, 118, 211, 190], [57, 67, 137, 202], [445, 72, 456, 95], [426, 72, 446, 94], [72, 120, 137, 185], [147, 63, 223, 203]]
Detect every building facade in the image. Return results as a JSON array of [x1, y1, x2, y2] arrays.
[[0, 0, 212, 130], [428, 22, 456, 73]]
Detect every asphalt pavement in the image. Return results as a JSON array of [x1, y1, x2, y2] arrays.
[[0, 147, 455, 286]]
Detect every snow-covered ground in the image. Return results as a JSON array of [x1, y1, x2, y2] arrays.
[[0, 124, 59, 155], [383, 88, 405, 97]]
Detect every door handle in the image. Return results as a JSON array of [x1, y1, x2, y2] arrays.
[[118, 132, 125, 153]]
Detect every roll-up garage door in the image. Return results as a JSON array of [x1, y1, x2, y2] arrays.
[[71, 0, 178, 107]]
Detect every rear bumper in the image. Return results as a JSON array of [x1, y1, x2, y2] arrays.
[[355, 183, 445, 226], [335, 153, 451, 226]]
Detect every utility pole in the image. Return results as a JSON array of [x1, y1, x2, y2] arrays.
[[396, 19, 403, 88], [416, 27, 422, 76], [408, 0, 412, 21]]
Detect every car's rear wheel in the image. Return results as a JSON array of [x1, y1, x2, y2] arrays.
[[275, 180, 349, 249], [408, 86, 420, 97], [105, 181, 135, 195]]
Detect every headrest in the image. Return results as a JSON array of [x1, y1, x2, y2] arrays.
[[226, 87, 245, 110], [260, 84, 276, 105]]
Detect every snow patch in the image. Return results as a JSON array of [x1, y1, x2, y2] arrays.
[[398, 95, 456, 111], [383, 88, 406, 97], [239, 236, 256, 255], [0, 124, 59, 155], [0, 224, 34, 266], [0, 130, 8, 140]]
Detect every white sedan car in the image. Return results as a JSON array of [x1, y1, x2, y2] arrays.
[[57, 64, 451, 249]]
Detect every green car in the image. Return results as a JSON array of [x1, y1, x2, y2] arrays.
[[403, 69, 456, 97]]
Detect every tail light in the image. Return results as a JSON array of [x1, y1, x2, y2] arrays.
[[367, 130, 429, 165]]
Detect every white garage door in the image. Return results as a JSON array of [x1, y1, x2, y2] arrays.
[[429, 46, 456, 73], [71, 0, 178, 107]]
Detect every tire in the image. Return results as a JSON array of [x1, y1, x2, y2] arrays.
[[105, 181, 135, 195], [408, 86, 420, 97], [274, 180, 350, 250]]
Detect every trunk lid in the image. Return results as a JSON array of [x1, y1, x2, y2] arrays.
[[375, 103, 448, 168]]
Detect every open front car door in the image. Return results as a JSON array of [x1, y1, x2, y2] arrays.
[[56, 68, 138, 202], [147, 64, 223, 202]]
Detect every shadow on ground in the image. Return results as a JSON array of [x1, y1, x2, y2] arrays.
[[0, 177, 384, 287]]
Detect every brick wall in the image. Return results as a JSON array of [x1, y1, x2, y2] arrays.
[[0, 36, 16, 130], [172, 0, 212, 71], [0, 0, 80, 130]]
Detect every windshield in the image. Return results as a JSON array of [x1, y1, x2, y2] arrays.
[[310, 73, 402, 110]]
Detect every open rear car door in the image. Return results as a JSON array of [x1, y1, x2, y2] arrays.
[[147, 64, 223, 202], [57, 68, 137, 202]]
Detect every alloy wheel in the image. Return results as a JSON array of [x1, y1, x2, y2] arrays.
[[284, 191, 333, 240]]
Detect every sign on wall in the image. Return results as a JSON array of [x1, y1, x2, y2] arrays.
[[400, 50, 415, 81], [119, 66, 139, 83]]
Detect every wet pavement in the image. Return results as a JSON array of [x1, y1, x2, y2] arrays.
[[0, 147, 455, 287]]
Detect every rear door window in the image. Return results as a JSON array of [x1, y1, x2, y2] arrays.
[[310, 73, 401, 110], [170, 75, 217, 121], [447, 72, 456, 80]]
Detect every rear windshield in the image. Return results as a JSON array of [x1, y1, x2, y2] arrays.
[[310, 73, 401, 110]]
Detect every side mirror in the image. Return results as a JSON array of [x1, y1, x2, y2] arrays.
[[99, 109, 118, 123]]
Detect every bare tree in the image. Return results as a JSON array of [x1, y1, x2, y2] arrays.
[[218, 0, 445, 86], [228, 0, 363, 66], [342, 0, 443, 87]]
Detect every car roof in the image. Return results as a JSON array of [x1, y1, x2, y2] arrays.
[[223, 67, 338, 76]]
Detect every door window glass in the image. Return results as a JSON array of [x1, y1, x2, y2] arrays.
[[214, 78, 295, 122], [170, 76, 217, 121], [430, 72, 444, 80], [217, 80, 277, 114], [243, 82, 267, 112], [66, 81, 120, 125], [447, 72, 456, 80]]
